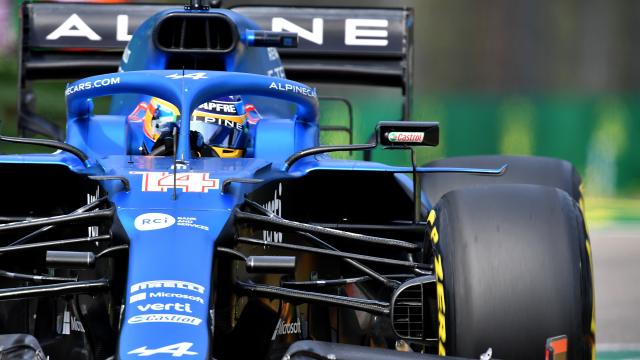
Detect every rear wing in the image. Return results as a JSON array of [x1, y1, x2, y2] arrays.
[[18, 2, 413, 139]]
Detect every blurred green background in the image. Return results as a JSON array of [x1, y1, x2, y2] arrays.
[[0, 0, 639, 226]]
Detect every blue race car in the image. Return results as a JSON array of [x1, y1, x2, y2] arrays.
[[0, 2, 594, 359]]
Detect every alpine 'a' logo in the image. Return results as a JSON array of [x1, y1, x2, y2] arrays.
[[271, 318, 302, 340], [128, 342, 197, 357]]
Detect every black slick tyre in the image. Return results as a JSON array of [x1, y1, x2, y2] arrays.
[[427, 184, 594, 359]]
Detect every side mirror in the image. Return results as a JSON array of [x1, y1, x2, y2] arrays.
[[377, 121, 439, 147]]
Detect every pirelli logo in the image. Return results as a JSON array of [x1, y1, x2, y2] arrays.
[[130, 280, 205, 294], [427, 209, 446, 356]]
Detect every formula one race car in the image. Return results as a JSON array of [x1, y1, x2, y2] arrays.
[[0, 1, 594, 359]]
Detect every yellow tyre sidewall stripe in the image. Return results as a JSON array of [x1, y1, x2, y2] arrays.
[[428, 209, 447, 356]]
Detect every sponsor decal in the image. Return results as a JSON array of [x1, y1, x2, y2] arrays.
[[271, 17, 389, 47], [46, 13, 133, 42], [127, 281, 206, 327], [427, 210, 446, 356], [269, 81, 317, 97], [262, 183, 283, 243], [271, 318, 302, 340], [267, 65, 286, 78], [130, 280, 205, 294], [197, 101, 237, 114], [43, 12, 394, 49], [272, 17, 323, 45], [267, 47, 280, 61], [56, 306, 85, 335], [386, 131, 425, 143], [137, 303, 192, 313], [116, 15, 133, 42], [134, 213, 176, 231], [130, 172, 219, 193], [87, 188, 100, 237], [130, 292, 147, 304], [166, 72, 208, 80], [46, 13, 102, 41], [128, 342, 197, 357], [149, 292, 205, 304], [177, 217, 209, 232], [192, 116, 243, 131], [344, 19, 389, 46], [65, 77, 121, 96], [171, 163, 188, 170], [128, 314, 202, 326], [130, 292, 205, 305]]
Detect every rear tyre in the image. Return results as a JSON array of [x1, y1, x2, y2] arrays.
[[427, 184, 594, 359], [420, 155, 584, 208]]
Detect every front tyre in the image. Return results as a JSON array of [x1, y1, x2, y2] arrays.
[[427, 184, 594, 359]]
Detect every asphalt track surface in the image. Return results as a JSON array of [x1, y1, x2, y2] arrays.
[[591, 226, 640, 359]]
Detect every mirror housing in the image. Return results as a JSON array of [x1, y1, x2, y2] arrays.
[[377, 121, 439, 147]]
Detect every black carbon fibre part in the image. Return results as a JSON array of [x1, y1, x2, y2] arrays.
[[0, 279, 109, 301], [0, 208, 114, 233], [235, 210, 418, 251], [235, 281, 390, 315], [237, 237, 426, 270]]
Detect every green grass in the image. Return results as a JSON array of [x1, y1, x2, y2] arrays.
[[586, 197, 640, 227]]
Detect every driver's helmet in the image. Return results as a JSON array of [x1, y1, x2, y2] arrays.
[[142, 98, 179, 145], [137, 96, 248, 158], [190, 96, 247, 158]]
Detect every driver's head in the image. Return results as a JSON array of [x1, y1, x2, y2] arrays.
[[190, 96, 247, 158], [138, 96, 248, 158]]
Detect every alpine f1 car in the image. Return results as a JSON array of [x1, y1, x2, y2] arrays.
[[0, 1, 594, 359]]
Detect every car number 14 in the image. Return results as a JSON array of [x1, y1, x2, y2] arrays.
[[130, 172, 220, 193]]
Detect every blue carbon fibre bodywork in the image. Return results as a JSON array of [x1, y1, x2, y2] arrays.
[[103, 156, 279, 360], [117, 209, 222, 359]]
